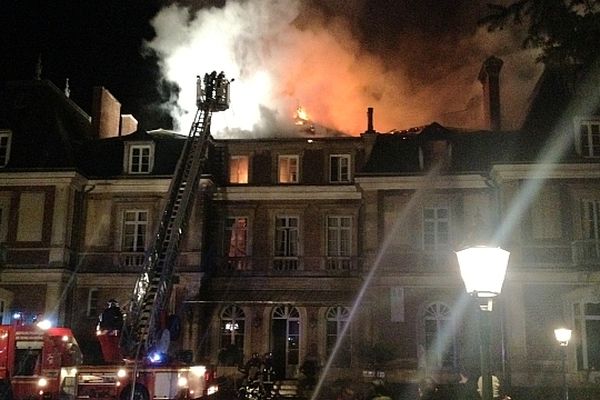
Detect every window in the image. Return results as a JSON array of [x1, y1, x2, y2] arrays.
[[278, 155, 299, 183], [87, 289, 99, 317], [326, 216, 352, 270], [578, 119, 600, 158], [127, 144, 153, 174], [423, 207, 449, 250], [121, 210, 148, 252], [421, 302, 456, 369], [0, 130, 12, 167], [326, 306, 351, 367], [272, 305, 300, 368], [229, 155, 249, 184], [219, 305, 245, 366], [225, 217, 249, 270], [574, 302, 600, 370], [330, 154, 351, 183], [274, 216, 299, 270], [0, 197, 9, 242], [579, 200, 600, 261]]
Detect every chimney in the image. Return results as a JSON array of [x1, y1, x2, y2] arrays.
[[120, 114, 138, 135], [478, 56, 503, 131], [367, 107, 375, 133], [92, 86, 122, 139]]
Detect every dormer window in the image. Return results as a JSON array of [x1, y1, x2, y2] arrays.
[[577, 118, 600, 158], [0, 130, 12, 167], [278, 155, 299, 183], [125, 143, 154, 174], [330, 154, 351, 183]]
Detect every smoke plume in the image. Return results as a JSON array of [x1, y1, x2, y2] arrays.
[[146, 0, 543, 137]]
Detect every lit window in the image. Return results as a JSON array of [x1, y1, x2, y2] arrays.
[[219, 305, 245, 366], [578, 120, 600, 158], [0, 130, 12, 167], [274, 216, 299, 270], [225, 217, 249, 270], [330, 154, 351, 183], [423, 206, 449, 250], [421, 302, 456, 369], [229, 155, 249, 184], [278, 155, 299, 183], [122, 210, 148, 252], [127, 144, 153, 174], [326, 216, 352, 270], [326, 306, 351, 367]]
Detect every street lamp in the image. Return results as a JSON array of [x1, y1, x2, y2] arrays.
[[456, 246, 510, 400], [554, 328, 572, 400]]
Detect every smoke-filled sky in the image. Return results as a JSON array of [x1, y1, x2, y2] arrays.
[[1, 0, 543, 137]]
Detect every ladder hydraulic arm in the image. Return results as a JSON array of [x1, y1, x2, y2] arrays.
[[120, 72, 231, 359]]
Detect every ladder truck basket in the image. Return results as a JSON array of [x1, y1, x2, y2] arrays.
[[197, 71, 230, 111]]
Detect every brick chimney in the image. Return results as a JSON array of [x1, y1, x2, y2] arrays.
[[120, 114, 138, 135], [478, 56, 503, 131], [92, 86, 121, 138]]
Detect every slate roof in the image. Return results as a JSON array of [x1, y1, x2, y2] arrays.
[[0, 80, 93, 170], [79, 129, 187, 178]]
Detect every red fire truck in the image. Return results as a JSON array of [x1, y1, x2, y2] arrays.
[[0, 72, 230, 400]]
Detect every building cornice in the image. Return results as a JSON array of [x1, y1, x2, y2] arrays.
[[0, 171, 87, 189], [214, 185, 362, 201], [490, 163, 600, 183], [354, 174, 489, 190], [87, 177, 213, 194]]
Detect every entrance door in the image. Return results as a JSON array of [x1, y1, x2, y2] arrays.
[[271, 305, 300, 379]]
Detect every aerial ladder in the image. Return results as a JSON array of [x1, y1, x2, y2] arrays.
[[119, 71, 231, 361]]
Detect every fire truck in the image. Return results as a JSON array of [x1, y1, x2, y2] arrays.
[[0, 72, 231, 400]]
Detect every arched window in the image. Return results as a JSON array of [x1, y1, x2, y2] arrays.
[[326, 306, 351, 367], [421, 302, 456, 369], [272, 305, 300, 372], [219, 305, 245, 366]]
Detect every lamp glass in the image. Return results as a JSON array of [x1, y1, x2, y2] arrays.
[[554, 328, 572, 344], [456, 246, 510, 297]]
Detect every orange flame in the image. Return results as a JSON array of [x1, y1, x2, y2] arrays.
[[294, 105, 310, 125]]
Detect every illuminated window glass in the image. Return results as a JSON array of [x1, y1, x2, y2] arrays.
[[278, 155, 299, 183], [330, 154, 351, 183], [0, 130, 12, 167], [225, 217, 249, 270], [229, 155, 249, 184], [219, 305, 245, 365]]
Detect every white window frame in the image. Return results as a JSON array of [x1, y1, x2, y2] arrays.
[[330, 154, 351, 183], [423, 206, 450, 251], [273, 215, 300, 270], [121, 210, 148, 252], [278, 155, 299, 183], [126, 143, 154, 174], [420, 302, 456, 369], [576, 118, 600, 158], [574, 302, 600, 370], [229, 155, 249, 184], [220, 305, 245, 351], [0, 130, 12, 168], [326, 306, 351, 366], [326, 216, 352, 270], [87, 288, 99, 317]]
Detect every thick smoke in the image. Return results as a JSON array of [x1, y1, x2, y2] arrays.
[[146, 0, 543, 137]]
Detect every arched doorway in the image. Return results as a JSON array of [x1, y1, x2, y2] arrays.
[[271, 305, 300, 379]]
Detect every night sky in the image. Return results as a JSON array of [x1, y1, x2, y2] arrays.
[[0, 0, 541, 134]]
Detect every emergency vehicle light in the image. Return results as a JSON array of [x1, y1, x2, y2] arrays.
[[37, 319, 52, 330], [148, 352, 165, 364]]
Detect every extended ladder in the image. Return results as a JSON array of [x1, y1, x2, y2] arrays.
[[121, 72, 230, 358]]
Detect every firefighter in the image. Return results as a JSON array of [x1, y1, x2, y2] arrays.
[[98, 299, 124, 332]]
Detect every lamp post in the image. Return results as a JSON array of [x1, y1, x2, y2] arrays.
[[554, 328, 572, 400], [456, 246, 510, 400]]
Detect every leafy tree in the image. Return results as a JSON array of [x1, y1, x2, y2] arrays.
[[480, 0, 600, 69]]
